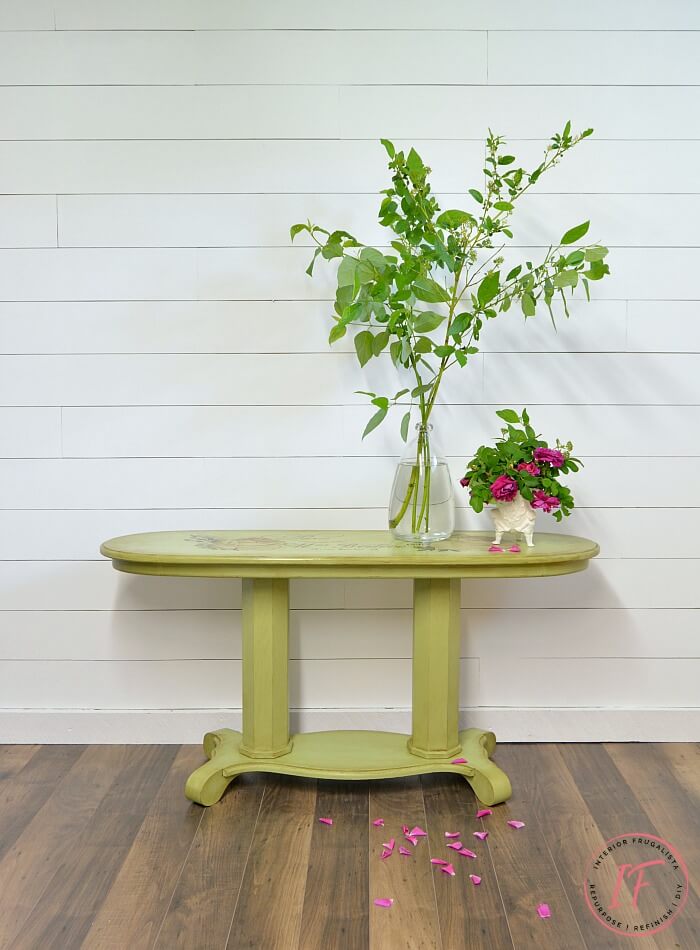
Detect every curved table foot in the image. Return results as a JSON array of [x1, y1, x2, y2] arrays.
[[185, 728, 242, 806], [458, 727, 512, 806]]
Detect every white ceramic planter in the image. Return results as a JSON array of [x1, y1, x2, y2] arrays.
[[490, 491, 536, 547]]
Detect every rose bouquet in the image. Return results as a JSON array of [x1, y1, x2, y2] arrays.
[[461, 409, 580, 534]]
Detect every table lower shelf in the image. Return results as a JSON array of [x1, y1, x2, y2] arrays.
[[185, 727, 512, 807]]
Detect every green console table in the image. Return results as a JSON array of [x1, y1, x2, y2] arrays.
[[100, 530, 598, 807]]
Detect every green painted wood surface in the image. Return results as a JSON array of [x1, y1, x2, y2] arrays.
[[101, 529, 596, 806], [409, 578, 461, 759], [100, 529, 599, 578]]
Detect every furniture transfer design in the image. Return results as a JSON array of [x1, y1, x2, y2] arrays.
[[100, 530, 599, 807]]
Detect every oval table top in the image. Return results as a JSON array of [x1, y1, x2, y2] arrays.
[[100, 529, 599, 579]]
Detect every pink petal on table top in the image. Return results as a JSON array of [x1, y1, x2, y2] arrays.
[[507, 820, 526, 829], [404, 834, 419, 846], [318, 817, 333, 825], [382, 838, 395, 852], [444, 832, 461, 838], [508, 544, 521, 553], [469, 874, 482, 886], [488, 544, 504, 553], [430, 858, 448, 866], [374, 898, 394, 908], [476, 808, 492, 819], [380, 848, 393, 860], [398, 847, 412, 856], [409, 826, 427, 837], [537, 903, 552, 919], [451, 757, 468, 764], [446, 841, 463, 850], [473, 831, 489, 841], [372, 818, 385, 827], [458, 848, 477, 859], [440, 863, 456, 876]]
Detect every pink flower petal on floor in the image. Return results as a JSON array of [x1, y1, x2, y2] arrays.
[[507, 820, 526, 829], [380, 848, 392, 860], [430, 858, 448, 866], [372, 818, 385, 827], [374, 898, 394, 908], [537, 903, 552, 919], [444, 832, 461, 838], [469, 874, 482, 886], [473, 831, 489, 841], [476, 808, 492, 819], [440, 863, 456, 876], [488, 544, 504, 553], [508, 544, 521, 553], [318, 817, 333, 825], [409, 826, 428, 838], [382, 838, 395, 852], [446, 841, 463, 850], [458, 848, 477, 859], [404, 834, 419, 846], [402, 825, 410, 835], [451, 757, 468, 764], [398, 847, 412, 856]]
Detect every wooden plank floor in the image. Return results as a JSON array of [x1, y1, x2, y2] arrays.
[[0, 743, 697, 949]]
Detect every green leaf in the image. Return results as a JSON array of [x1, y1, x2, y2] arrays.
[[354, 330, 374, 367], [305, 248, 321, 276], [400, 411, 411, 442], [468, 189, 484, 204], [584, 245, 608, 262], [390, 340, 402, 367], [328, 323, 346, 344], [493, 200, 514, 212], [414, 336, 433, 353], [362, 406, 387, 439], [521, 293, 536, 317], [337, 256, 357, 287], [411, 311, 444, 333], [553, 270, 578, 288], [321, 242, 343, 259], [477, 271, 500, 307], [560, 220, 590, 245], [505, 264, 522, 281], [496, 409, 520, 424], [372, 330, 390, 355], [360, 246, 386, 270], [585, 259, 609, 281], [290, 223, 307, 242], [436, 209, 473, 229], [380, 138, 395, 158], [406, 147, 426, 182], [433, 344, 454, 358], [413, 277, 450, 304], [454, 350, 467, 367]]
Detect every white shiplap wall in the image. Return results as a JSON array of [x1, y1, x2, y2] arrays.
[[1, 1, 699, 742]]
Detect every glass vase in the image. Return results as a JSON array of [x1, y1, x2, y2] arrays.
[[388, 424, 455, 544]]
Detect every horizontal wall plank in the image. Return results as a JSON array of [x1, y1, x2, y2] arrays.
[[52, 0, 700, 30], [59, 404, 699, 459], [490, 31, 700, 85], [0, 246, 697, 302], [480, 657, 700, 707], [0, 140, 696, 195], [0, 408, 61, 457], [0, 658, 479, 708], [0, 30, 487, 85], [0, 0, 53, 29], [0, 456, 692, 509], [0, 196, 56, 248], [0, 300, 627, 356], [6, 85, 700, 141], [2, 352, 698, 406], [0, 607, 696, 661], [628, 301, 700, 351], [1, 550, 698, 610], [0, 86, 341, 140], [56, 193, 699, 249]]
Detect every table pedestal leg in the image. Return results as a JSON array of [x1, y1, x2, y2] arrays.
[[185, 578, 292, 806]]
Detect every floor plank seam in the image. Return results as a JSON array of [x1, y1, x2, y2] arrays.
[[419, 778, 445, 950], [222, 779, 268, 950]]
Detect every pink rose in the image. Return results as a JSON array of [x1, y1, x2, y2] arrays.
[[531, 489, 561, 513], [459, 476, 470, 488], [490, 474, 519, 502], [533, 447, 565, 469], [516, 461, 540, 476]]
